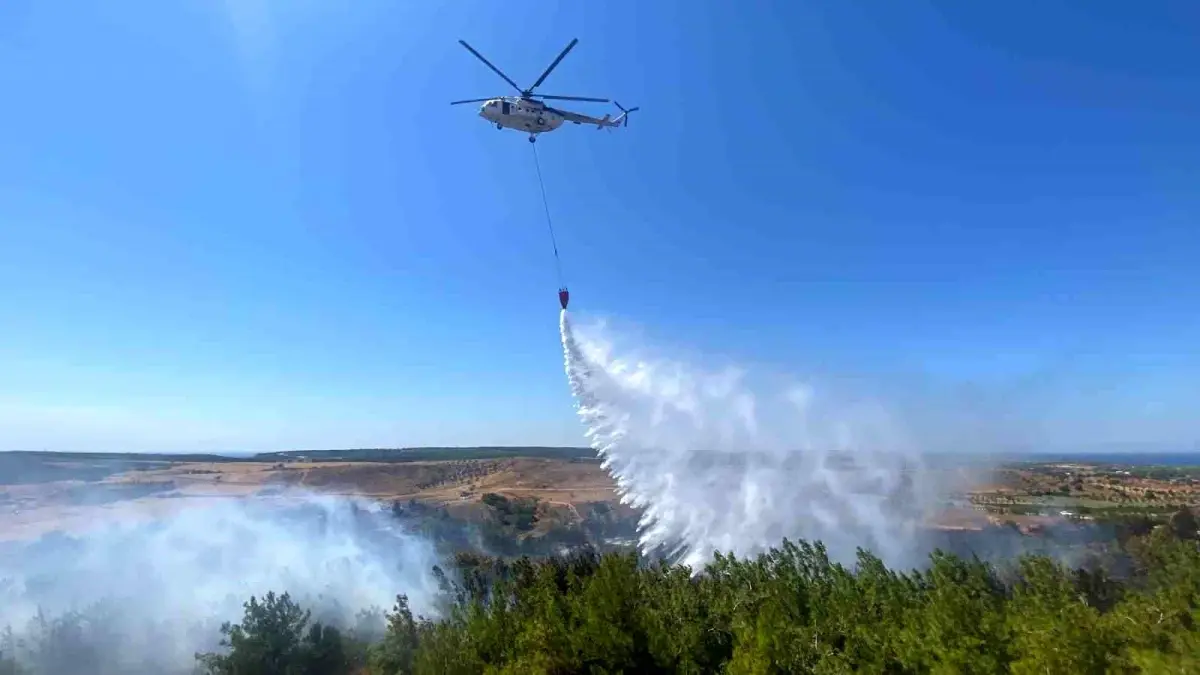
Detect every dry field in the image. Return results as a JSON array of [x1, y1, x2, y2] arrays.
[[971, 464, 1200, 509], [4, 454, 1191, 543], [0, 457, 621, 541]]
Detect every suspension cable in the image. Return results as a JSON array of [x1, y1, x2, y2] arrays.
[[531, 142, 565, 288]]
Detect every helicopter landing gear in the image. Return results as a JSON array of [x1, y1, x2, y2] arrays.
[[496, 122, 502, 130]]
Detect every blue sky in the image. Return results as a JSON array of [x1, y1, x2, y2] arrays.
[[1, 0, 1197, 453]]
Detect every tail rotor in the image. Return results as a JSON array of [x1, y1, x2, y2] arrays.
[[614, 101, 639, 127]]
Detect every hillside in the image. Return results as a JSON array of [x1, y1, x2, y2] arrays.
[[1, 449, 1197, 544]]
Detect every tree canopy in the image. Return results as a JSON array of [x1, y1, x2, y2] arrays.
[[2, 514, 1197, 674], [181, 520, 1200, 675]]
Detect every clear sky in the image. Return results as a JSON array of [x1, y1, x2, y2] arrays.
[[1, 1, 1197, 453]]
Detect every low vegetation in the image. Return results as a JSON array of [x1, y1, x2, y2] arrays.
[[254, 447, 597, 464], [2, 451, 1198, 673], [195, 513, 1200, 674], [0, 510, 1195, 674], [971, 461, 1200, 521]]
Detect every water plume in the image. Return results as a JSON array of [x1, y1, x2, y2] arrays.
[[560, 310, 941, 572]]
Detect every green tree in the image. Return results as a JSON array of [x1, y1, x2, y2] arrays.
[[196, 591, 353, 675], [636, 562, 730, 673], [565, 552, 652, 672], [1168, 506, 1198, 541], [898, 551, 1010, 674], [367, 595, 422, 675], [185, 526, 1200, 675], [1112, 528, 1200, 672], [1006, 556, 1123, 675]]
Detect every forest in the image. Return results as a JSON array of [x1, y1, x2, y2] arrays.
[[1, 509, 1196, 674]]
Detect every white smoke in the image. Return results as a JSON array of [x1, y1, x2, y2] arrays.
[[561, 310, 943, 572], [0, 491, 440, 674]]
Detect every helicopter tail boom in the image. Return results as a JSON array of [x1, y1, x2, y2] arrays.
[[593, 102, 639, 130]]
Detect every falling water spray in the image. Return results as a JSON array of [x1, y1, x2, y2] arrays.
[[560, 309, 941, 572]]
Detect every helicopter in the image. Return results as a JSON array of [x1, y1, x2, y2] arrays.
[[451, 38, 638, 143]]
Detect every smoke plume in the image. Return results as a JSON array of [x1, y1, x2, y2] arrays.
[[560, 310, 944, 572], [0, 491, 440, 674]]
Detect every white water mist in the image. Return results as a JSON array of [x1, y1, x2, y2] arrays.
[[0, 491, 440, 674], [561, 310, 940, 572]]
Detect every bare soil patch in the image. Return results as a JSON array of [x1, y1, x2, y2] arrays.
[[0, 458, 620, 541]]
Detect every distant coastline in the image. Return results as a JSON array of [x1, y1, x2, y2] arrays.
[[1007, 451, 1200, 467], [1, 446, 1196, 467]]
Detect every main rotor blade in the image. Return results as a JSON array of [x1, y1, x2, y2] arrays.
[[527, 38, 578, 93], [450, 97, 494, 105], [536, 94, 610, 103], [458, 40, 523, 94]]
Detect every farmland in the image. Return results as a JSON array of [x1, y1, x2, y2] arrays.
[[0, 448, 1196, 544]]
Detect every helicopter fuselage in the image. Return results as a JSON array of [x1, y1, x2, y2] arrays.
[[478, 98, 565, 136]]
